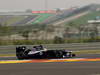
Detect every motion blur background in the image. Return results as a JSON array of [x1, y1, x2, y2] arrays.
[[0, 0, 100, 45]]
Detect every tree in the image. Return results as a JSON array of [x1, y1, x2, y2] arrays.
[[21, 30, 30, 40], [26, 9, 32, 13], [43, 25, 55, 40], [0, 25, 12, 36], [53, 36, 65, 44], [63, 26, 71, 40]]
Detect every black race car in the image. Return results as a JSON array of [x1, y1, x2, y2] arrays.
[[16, 45, 76, 60]]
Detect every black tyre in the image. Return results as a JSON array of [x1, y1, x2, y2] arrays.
[[72, 54, 76, 57], [16, 51, 24, 60], [16, 46, 26, 60]]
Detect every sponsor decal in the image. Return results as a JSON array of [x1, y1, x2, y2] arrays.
[[32, 10, 56, 13]]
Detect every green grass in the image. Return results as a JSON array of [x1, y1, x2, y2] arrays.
[[68, 11, 100, 25], [6, 16, 27, 25], [0, 54, 16, 57], [32, 13, 53, 24], [0, 15, 27, 25]]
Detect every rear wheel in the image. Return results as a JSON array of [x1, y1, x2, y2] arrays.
[[16, 51, 25, 60], [16, 46, 26, 60]]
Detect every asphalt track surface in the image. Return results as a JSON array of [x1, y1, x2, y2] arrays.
[[0, 54, 100, 75], [0, 62, 100, 75]]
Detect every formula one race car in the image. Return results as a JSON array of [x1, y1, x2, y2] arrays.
[[16, 45, 76, 60]]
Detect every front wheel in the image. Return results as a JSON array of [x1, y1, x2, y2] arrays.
[[64, 52, 76, 58], [72, 54, 76, 57]]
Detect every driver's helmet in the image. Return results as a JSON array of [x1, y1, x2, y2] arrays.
[[33, 46, 36, 48], [21, 46, 26, 50], [39, 45, 44, 50], [33, 46, 40, 51], [33, 45, 44, 51]]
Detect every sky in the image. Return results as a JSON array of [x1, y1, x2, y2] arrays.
[[0, 0, 100, 11]]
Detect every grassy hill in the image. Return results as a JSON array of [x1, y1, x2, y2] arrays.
[[1, 4, 100, 40], [67, 11, 100, 25], [31, 13, 54, 24]]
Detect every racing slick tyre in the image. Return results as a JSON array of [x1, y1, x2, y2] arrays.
[[16, 51, 25, 60], [55, 50, 63, 58], [72, 54, 76, 57], [16, 46, 26, 60]]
